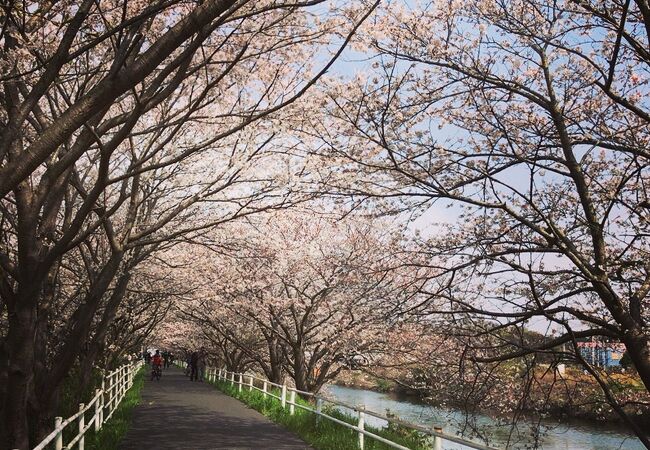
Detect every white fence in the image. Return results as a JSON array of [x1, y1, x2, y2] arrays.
[[23, 360, 144, 450], [183, 362, 497, 450]]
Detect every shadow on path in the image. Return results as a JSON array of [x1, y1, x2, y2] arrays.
[[119, 367, 310, 449]]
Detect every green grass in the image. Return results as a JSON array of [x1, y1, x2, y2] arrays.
[[374, 378, 394, 393], [83, 368, 145, 450], [210, 378, 429, 450]]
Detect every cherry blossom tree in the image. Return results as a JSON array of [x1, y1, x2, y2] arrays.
[[174, 211, 410, 392], [0, 1, 381, 446], [301, 0, 650, 443]]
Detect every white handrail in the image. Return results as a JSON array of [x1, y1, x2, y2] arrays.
[[28, 360, 143, 450], [208, 366, 498, 450]]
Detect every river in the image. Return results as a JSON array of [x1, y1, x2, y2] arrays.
[[324, 384, 645, 449]]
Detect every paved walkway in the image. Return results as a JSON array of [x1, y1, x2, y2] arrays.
[[120, 367, 310, 449]]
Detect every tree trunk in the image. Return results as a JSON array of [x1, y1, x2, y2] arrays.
[[4, 303, 37, 449], [267, 335, 284, 384], [623, 328, 650, 394], [40, 251, 123, 413], [75, 271, 131, 399], [30, 304, 52, 445], [292, 345, 309, 392], [0, 334, 10, 447]]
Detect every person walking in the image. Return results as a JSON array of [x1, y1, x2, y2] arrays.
[[198, 349, 206, 382], [190, 350, 199, 381]]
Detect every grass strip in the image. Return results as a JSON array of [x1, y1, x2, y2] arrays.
[[210, 377, 429, 450]]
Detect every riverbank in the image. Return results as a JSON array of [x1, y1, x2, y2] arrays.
[[333, 368, 650, 428], [325, 383, 646, 450]]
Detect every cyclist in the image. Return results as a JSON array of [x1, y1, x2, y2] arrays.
[[151, 350, 163, 380]]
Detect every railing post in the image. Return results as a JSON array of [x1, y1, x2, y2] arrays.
[[231, 372, 235, 386], [94, 389, 101, 432], [111, 372, 116, 413], [100, 379, 105, 425], [78, 403, 85, 450], [249, 375, 253, 391], [281, 383, 287, 409], [358, 405, 365, 450], [107, 373, 112, 414], [109, 372, 113, 412], [118, 367, 122, 401], [238, 373, 243, 392], [122, 365, 127, 398], [54, 416, 63, 450], [316, 398, 323, 424], [263, 380, 268, 398], [433, 426, 443, 450], [289, 389, 296, 415]]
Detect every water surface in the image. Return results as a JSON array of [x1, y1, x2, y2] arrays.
[[324, 384, 645, 449]]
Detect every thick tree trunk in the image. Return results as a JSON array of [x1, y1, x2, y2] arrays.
[[0, 334, 10, 446], [30, 304, 52, 445], [292, 345, 309, 392], [267, 335, 284, 384], [4, 304, 37, 449]]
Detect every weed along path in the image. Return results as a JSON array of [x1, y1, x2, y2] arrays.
[[119, 366, 311, 449]]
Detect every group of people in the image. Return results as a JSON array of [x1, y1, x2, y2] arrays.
[[143, 349, 174, 368], [142, 347, 209, 382], [185, 349, 207, 382], [143, 349, 174, 380]]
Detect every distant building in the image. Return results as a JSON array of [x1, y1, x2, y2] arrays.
[[577, 340, 626, 368]]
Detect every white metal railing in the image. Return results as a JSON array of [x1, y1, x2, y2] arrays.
[[22, 360, 144, 450], [178, 362, 497, 450]]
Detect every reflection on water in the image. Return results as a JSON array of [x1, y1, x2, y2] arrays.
[[324, 384, 644, 449]]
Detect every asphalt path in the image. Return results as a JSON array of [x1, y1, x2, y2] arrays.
[[119, 366, 310, 449]]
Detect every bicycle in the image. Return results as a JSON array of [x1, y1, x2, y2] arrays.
[[151, 364, 162, 381]]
